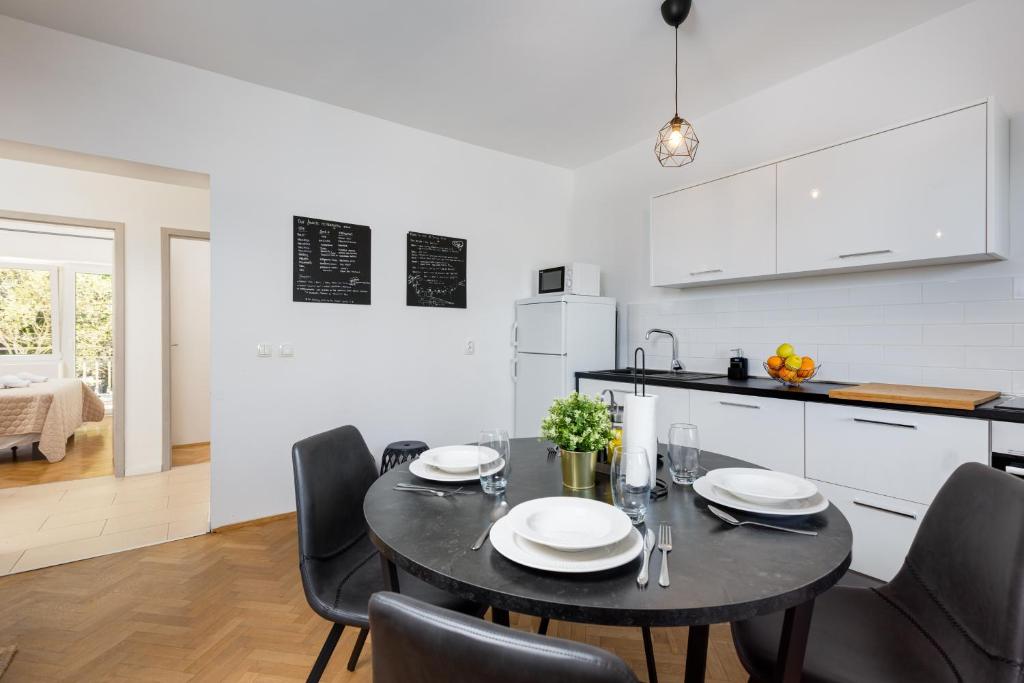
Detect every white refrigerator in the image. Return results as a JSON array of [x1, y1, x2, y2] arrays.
[[512, 295, 616, 437]]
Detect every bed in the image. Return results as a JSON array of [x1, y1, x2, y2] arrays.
[[0, 379, 106, 462]]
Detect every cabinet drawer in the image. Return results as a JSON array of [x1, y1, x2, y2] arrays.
[[806, 403, 988, 505], [992, 421, 1024, 456], [689, 391, 803, 476], [812, 479, 925, 581]]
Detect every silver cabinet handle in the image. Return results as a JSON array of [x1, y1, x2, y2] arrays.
[[853, 498, 918, 519], [720, 401, 760, 409], [853, 417, 917, 429], [838, 249, 893, 259], [1005, 448, 1024, 457], [511, 322, 518, 347], [510, 359, 517, 382], [690, 268, 723, 276]]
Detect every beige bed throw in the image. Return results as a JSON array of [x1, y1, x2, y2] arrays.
[[0, 379, 106, 462]]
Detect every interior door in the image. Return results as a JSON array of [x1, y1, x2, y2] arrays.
[[514, 353, 566, 438], [169, 237, 211, 447]]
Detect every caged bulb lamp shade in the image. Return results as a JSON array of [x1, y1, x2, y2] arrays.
[[655, 115, 698, 167]]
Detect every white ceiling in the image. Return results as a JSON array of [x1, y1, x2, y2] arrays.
[[0, 0, 972, 168]]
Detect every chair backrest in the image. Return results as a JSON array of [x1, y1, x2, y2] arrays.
[[368, 592, 639, 683], [882, 462, 1024, 683], [292, 425, 378, 560]]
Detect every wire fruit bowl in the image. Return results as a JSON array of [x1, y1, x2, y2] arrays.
[[762, 361, 821, 387]]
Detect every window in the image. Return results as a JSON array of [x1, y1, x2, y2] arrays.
[[74, 271, 113, 400], [0, 266, 57, 356]]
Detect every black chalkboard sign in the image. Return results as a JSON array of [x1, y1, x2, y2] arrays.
[[407, 232, 467, 308], [293, 216, 371, 305]]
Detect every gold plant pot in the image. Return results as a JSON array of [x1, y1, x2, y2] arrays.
[[560, 449, 597, 490]]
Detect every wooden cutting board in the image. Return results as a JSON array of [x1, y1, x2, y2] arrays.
[[828, 383, 1001, 410]]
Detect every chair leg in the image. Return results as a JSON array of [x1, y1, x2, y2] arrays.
[[537, 617, 549, 635], [347, 627, 369, 672], [307, 623, 344, 683], [642, 627, 658, 683]]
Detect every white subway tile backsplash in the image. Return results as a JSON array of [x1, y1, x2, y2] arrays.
[[922, 324, 1013, 347], [849, 283, 922, 306], [628, 274, 1024, 388], [818, 306, 884, 326], [884, 303, 964, 324], [882, 346, 964, 368], [965, 300, 1024, 324], [921, 367, 1013, 393], [847, 325, 922, 345], [922, 277, 1013, 303], [965, 347, 1024, 371]]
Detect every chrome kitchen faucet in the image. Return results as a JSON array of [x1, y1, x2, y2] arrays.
[[645, 328, 683, 372]]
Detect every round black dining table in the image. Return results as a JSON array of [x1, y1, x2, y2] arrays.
[[365, 438, 852, 683]]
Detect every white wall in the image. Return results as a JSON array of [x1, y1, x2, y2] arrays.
[[569, 0, 1024, 379], [0, 159, 210, 474], [169, 237, 211, 446], [0, 16, 572, 526]]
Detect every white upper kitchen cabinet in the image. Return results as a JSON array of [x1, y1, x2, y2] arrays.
[[650, 164, 776, 287], [777, 100, 1007, 275]]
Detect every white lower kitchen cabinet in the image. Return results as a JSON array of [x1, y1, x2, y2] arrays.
[[812, 479, 927, 581], [577, 379, 689, 444], [688, 390, 804, 476], [805, 403, 989, 505]]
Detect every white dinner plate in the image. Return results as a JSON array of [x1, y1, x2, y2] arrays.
[[505, 497, 633, 552], [420, 445, 499, 474], [705, 468, 818, 506], [693, 474, 829, 517], [408, 457, 503, 483], [489, 516, 644, 573]]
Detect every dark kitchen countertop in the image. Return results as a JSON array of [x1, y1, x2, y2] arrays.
[[575, 369, 1023, 423]]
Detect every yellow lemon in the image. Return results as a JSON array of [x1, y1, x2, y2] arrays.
[[784, 355, 803, 372], [776, 343, 795, 358]]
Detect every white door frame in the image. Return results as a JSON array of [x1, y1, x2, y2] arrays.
[[0, 209, 126, 476], [160, 227, 210, 471]]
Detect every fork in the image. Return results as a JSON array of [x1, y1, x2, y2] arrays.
[[657, 523, 672, 588], [393, 486, 463, 498], [395, 483, 474, 495]]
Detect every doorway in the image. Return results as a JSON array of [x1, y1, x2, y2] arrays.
[[0, 212, 126, 487], [161, 229, 211, 471]]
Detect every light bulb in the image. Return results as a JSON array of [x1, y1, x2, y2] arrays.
[[667, 127, 683, 150], [809, 188, 821, 199]]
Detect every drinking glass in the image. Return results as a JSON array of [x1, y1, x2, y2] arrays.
[[478, 429, 511, 494], [667, 423, 700, 485], [610, 446, 651, 525]]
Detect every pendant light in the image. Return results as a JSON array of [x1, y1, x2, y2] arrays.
[[655, 0, 698, 167]]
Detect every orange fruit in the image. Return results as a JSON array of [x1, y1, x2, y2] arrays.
[[766, 356, 784, 371], [797, 357, 815, 378], [779, 368, 796, 382], [767, 367, 780, 378]]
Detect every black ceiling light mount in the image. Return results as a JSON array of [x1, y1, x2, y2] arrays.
[[655, 0, 698, 167]]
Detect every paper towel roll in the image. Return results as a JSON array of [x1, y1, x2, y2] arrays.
[[623, 393, 658, 489]]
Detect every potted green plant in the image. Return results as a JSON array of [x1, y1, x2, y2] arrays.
[[541, 392, 614, 490]]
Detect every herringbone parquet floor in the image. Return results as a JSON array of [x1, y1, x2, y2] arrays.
[[0, 516, 749, 682]]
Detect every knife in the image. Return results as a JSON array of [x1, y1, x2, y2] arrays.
[[637, 528, 656, 588]]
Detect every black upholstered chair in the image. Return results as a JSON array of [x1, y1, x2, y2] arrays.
[[732, 462, 1024, 683], [292, 425, 483, 681], [369, 592, 640, 683]]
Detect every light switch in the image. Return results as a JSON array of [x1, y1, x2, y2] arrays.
[[279, 343, 295, 358], [256, 343, 273, 357], [464, 339, 475, 355]]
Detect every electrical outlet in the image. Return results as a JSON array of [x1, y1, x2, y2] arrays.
[[464, 339, 475, 355], [256, 343, 273, 357], [279, 343, 295, 358]]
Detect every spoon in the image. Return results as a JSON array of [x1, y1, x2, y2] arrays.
[[707, 504, 818, 536]]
